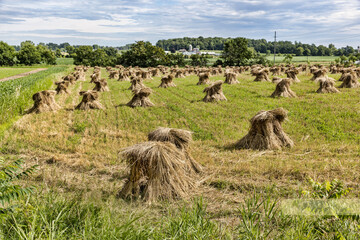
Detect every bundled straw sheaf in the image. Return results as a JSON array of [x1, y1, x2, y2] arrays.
[[75, 90, 104, 110], [119, 141, 195, 202], [224, 72, 239, 84], [339, 72, 360, 88], [197, 72, 211, 85], [285, 69, 300, 83], [128, 76, 146, 91], [316, 78, 339, 93], [203, 80, 227, 102], [271, 78, 297, 98], [93, 78, 109, 92], [148, 127, 202, 173], [127, 87, 154, 107], [55, 81, 70, 94], [27, 90, 61, 114], [159, 74, 176, 88], [235, 108, 294, 150]]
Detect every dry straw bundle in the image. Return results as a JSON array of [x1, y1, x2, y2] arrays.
[[118, 71, 131, 81], [128, 76, 146, 91], [272, 77, 282, 84], [141, 70, 153, 80], [316, 78, 339, 93], [159, 74, 176, 88], [224, 72, 239, 84], [311, 68, 328, 82], [339, 72, 359, 88], [151, 68, 161, 77], [203, 80, 227, 102], [148, 127, 202, 173], [90, 71, 101, 83], [119, 141, 195, 202], [253, 69, 270, 82], [27, 90, 60, 114], [270, 66, 281, 76], [93, 78, 109, 92], [108, 70, 119, 80], [55, 81, 70, 94], [62, 75, 76, 84], [127, 87, 154, 107], [285, 68, 300, 82], [271, 78, 297, 98], [175, 69, 186, 78], [75, 90, 104, 110], [235, 108, 294, 150], [197, 72, 211, 85]]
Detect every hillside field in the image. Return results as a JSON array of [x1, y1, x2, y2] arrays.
[[0, 65, 360, 238]]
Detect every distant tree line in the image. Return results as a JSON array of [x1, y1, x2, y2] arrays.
[[156, 37, 358, 56], [0, 41, 56, 66], [73, 41, 186, 67]]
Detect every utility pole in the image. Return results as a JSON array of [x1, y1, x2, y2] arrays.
[[273, 31, 276, 65]]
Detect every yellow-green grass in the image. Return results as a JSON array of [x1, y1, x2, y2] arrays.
[[0, 67, 37, 79], [1, 68, 360, 224], [56, 57, 74, 65]]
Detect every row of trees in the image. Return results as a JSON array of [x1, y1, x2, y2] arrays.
[[73, 41, 187, 67], [0, 41, 56, 66], [73, 39, 264, 67], [156, 37, 229, 51], [156, 37, 358, 57]]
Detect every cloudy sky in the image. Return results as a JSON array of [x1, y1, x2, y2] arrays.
[[0, 0, 359, 47]]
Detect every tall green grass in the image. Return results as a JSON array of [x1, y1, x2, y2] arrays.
[[0, 66, 70, 130], [0, 193, 227, 239], [1, 191, 359, 239]]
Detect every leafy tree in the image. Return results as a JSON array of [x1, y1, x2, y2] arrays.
[[348, 54, 357, 64], [190, 54, 208, 66], [104, 47, 118, 57], [304, 48, 311, 56], [250, 52, 270, 65], [65, 45, 75, 54], [0, 158, 37, 217], [119, 41, 168, 67], [317, 45, 327, 56], [73, 46, 93, 66], [55, 49, 62, 58], [90, 49, 111, 67], [168, 53, 185, 67], [37, 45, 56, 65], [284, 54, 293, 64], [17, 41, 41, 65], [295, 47, 304, 56], [0, 41, 16, 66], [222, 38, 252, 66]]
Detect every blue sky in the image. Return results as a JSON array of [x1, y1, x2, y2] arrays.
[[0, 0, 359, 47]]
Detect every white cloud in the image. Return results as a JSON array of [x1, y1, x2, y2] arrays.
[[0, 17, 141, 34]]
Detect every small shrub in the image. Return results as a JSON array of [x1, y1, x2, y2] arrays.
[[302, 178, 351, 199]]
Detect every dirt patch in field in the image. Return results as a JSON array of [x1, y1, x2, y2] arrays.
[[0, 68, 48, 82]]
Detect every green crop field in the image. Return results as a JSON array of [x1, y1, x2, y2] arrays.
[[0, 67, 36, 79], [56, 57, 74, 65], [266, 55, 338, 63], [0, 66, 71, 131], [0, 66, 360, 238]]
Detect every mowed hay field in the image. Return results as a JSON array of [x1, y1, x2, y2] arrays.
[[1, 67, 360, 237]]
